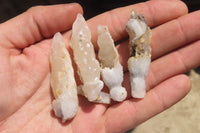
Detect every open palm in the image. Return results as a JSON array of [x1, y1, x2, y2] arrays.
[[0, 1, 200, 133]]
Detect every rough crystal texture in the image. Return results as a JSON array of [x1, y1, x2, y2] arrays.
[[98, 25, 127, 101], [70, 14, 110, 103], [98, 26, 118, 68], [126, 10, 151, 98], [50, 32, 78, 122], [77, 85, 110, 104]]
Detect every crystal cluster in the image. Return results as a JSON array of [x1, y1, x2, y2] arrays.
[[126, 11, 151, 98], [50, 11, 151, 121], [70, 14, 110, 104], [50, 33, 78, 122], [97, 25, 127, 102]]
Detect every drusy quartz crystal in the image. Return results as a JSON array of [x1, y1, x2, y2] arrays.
[[70, 14, 110, 104], [98, 25, 127, 102], [50, 10, 152, 122], [126, 11, 151, 98], [50, 32, 78, 122]]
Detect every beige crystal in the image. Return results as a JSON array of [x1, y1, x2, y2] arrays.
[[70, 14, 110, 103], [50, 32, 78, 122], [98, 25, 127, 102]]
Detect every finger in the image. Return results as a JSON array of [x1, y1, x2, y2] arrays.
[[104, 74, 191, 133], [0, 3, 83, 50], [118, 11, 200, 70], [147, 39, 200, 90], [151, 10, 200, 59], [87, 0, 188, 49]]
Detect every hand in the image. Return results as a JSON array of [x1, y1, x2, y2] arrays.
[[0, 1, 199, 133]]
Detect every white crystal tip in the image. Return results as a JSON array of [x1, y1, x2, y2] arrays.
[[82, 80, 104, 102], [110, 86, 127, 102], [52, 93, 78, 122], [131, 89, 145, 98], [131, 77, 146, 98]]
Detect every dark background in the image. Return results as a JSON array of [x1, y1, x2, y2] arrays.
[[0, 0, 200, 23], [0, 0, 199, 73]]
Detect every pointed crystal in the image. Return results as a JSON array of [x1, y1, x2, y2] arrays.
[[50, 32, 78, 122], [126, 10, 151, 98], [98, 25, 127, 102]]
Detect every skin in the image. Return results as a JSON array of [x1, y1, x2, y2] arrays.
[[0, 0, 199, 132]]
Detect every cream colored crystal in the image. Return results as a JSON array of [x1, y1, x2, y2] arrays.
[[98, 25, 127, 102], [126, 10, 151, 98], [50, 32, 78, 122], [70, 14, 110, 103], [98, 26, 118, 69], [77, 85, 110, 104]]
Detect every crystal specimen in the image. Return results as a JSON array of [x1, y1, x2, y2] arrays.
[[126, 11, 151, 98], [70, 14, 110, 103], [50, 32, 78, 122], [98, 25, 127, 102]]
